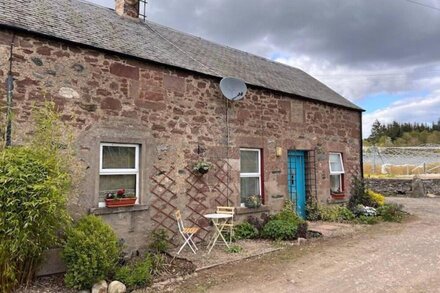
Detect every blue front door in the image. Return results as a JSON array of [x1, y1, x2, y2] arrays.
[[288, 150, 306, 218]]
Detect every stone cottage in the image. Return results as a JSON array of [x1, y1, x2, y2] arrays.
[[0, 0, 363, 256]]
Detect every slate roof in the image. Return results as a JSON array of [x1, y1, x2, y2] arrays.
[[0, 0, 362, 111]]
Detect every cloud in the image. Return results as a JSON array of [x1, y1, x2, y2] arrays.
[[363, 91, 440, 137]]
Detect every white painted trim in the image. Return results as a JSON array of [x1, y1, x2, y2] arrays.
[[239, 148, 262, 202], [99, 143, 140, 204], [329, 152, 345, 175]]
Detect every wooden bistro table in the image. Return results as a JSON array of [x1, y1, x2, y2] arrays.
[[204, 213, 233, 253]]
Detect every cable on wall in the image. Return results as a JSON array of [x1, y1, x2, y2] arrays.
[[5, 33, 15, 147]]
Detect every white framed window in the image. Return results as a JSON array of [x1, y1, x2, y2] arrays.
[[99, 143, 140, 204], [240, 148, 261, 205], [329, 153, 344, 194]]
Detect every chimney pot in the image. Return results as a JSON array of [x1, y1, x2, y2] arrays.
[[115, 0, 139, 19]]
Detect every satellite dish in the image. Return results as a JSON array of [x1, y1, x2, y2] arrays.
[[220, 77, 247, 101]]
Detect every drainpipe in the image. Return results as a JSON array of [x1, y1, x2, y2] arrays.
[[5, 34, 15, 147], [359, 111, 364, 179]]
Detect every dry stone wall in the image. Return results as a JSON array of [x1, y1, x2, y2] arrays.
[[366, 178, 440, 197]]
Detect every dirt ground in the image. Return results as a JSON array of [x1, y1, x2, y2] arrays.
[[157, 198, 440, 293]]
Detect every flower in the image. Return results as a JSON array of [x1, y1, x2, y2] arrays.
[[105, 188, 133, 199]]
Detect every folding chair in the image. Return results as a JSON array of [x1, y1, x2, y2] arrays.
[[175, 210, 200, 254], [216, 206, 235, 244]]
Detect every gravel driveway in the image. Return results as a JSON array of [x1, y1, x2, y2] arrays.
[[168, 198, 440, 293]]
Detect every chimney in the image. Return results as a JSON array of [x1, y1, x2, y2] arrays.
[[115, 0, 139, 19]]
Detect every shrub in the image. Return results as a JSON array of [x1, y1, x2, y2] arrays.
[[114, 255, 153, 289], [261, 220, 298, 240], [149, 253, 166, 276], [272, 202, 303, 225], [63, 215, 121, 290], [234, 222, 259, 240], [356, 215, 381, 225], [247, 215, 269, 232], [377, 203, 405, 222], [261, 200, 306, 240], [0, 102, 73, 292], [353, 205, 377, 217], [319, 205, 353, 222], [348, 177, 375, 210], [148, 229, 169, 254], [368, 190, 386, 207], [306, 202, 321, 221]]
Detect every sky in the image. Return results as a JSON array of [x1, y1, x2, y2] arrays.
[[87, 0, 440, 137]]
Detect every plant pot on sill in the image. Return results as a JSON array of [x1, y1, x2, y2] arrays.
[[105, 197, 137, 208], [244, 195, 262, 208]]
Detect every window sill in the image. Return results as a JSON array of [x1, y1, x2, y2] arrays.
[[236, 205, 270, 215], [330, 193, 346, 200], [327, 196, 349, 204], [90, 204, 149, 216]]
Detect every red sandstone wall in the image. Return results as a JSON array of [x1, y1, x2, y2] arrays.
[[0, 28, 361, 248]]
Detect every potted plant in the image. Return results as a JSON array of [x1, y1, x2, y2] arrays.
[[192, 160, 212, 175], [244, 195, 262, 208], [331, 188, 345, 199], [105, 188, 137, 208]]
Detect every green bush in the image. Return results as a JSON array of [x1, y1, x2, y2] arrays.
[[114, 255, 153, 289], [234, 222, 259, 240], [306, 202, 321, 221], [377, 203, 405, 222], [261, 220, 298, 240], [0, 102, 73, 292], [247, 215, 269, 232], [148, 229, 169, 253], [319, 205, 355, 222], [355, 215, 381, 225], [63, 215, 121, 290], [149, 253, 166, 276], [348, 177, 376, 210], [272, 205, 302, 224], [261, 201, 306, 240]]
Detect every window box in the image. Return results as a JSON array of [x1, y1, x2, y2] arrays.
[[105, 197, 137, 208]]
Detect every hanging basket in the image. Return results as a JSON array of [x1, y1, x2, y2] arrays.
[[192, 160, 212, 175]]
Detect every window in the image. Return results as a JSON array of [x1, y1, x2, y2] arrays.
[[329, 153, 344, 194], [240, 149, 261, 205], [99, 143, 140, 204]]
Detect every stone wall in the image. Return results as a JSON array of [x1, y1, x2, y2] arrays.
[[366, 178, 440, 197], [0, 28, 362, 255]]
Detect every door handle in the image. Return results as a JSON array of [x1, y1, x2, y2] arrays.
[[291, 175, 295, 185]]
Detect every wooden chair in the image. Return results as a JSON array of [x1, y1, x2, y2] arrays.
[[175, 210, 200, 254], [216, 206, 235, 244]]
